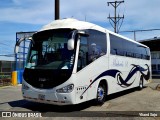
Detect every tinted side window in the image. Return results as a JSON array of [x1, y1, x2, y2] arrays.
[[110, 34, 150, 60], [110, 34, 125, 56], [87, 30, 107, 62]]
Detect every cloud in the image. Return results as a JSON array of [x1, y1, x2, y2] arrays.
[[0, 0, 160, 40], [0, 0, 109, 24], [12, 0, 21, 5], [0, 0, 55, 24], [1, 0, 160, 28], [0, 7, 51, 24], [61, 0, 107, 22], [61, 0, 160, 34], [124, 0, 160, 28]]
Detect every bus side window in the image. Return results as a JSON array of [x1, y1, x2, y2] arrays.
[[88, 30, 107, 63], [77, 30, 107, 72]]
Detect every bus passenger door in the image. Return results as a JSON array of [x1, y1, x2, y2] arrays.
[[75, 36, 89, 103], [77, 36, 89, 72]]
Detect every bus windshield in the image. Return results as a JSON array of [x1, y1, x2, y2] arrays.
[[26, 29, 75, 70]]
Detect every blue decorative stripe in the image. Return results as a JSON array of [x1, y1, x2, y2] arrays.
[[80, 70, 120, 97], [80, 64, 150, 97]]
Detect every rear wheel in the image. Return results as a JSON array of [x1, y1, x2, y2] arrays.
[[139, 77, 144, 90], [96, 82, 107, 105]]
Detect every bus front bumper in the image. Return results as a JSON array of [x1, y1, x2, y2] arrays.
[[23, 91, 74, 105], [22, 80, 76, 105]]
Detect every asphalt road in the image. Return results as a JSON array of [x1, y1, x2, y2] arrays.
[[0, 79, 160, 119]]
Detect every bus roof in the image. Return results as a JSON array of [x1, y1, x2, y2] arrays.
[[40, 18, 106, 33], [39, 18, 149, 49]]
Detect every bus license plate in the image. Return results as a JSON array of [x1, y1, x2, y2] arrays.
[[38, 94, 45, 100]]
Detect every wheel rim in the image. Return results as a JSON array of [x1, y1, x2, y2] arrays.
[[97, 86, 105, 101], [140, 80, 143, 88]]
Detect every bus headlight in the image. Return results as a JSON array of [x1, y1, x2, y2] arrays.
[[56, 84, 74, 93]]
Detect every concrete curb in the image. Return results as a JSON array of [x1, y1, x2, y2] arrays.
[[0, 103, 12, 111], [147, 83, 160, 90], [0, 85, 12, 89], [156, 84, 160, 91], [0, 84, 21, 89]]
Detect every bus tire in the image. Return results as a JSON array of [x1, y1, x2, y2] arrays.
[[138, 76, 144, 90], [95, 82, 107, 105]]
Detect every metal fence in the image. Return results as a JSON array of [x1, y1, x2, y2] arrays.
[[15, 31, 35, 71]]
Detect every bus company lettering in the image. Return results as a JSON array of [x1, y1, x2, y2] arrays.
[[113, 59, 128, 67]]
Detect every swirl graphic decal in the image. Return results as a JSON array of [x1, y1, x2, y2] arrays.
[[80, 64, 150, 97]]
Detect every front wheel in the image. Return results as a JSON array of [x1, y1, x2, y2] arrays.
[[95, 83, 107, 105]]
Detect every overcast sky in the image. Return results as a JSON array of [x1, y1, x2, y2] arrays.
[[0, 0, 160, 60]]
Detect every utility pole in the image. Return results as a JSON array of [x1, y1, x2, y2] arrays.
[[107, 1, 124, 33], [55, 0, 60, 20]]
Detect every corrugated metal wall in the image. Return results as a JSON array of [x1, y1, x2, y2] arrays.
[[0, 61, 14, 86], [0, 61, 15, 75]]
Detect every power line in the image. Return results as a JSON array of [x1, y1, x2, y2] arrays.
[[107, 0, 124, 33], [0, 42, 11, 47], [120, 28, 160, 40], [121, 28, 160, 32], [0, 54, 15, 57], [0, 48, 14, 54]]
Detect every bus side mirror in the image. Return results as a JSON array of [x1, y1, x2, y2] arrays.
[[15, 38, 25, 54], [15, 46, 20, 54], [77, 30, 89, 37], [14, 37, 33, 54], [67, 30, 89, 50], [67, 38, 74, 50]]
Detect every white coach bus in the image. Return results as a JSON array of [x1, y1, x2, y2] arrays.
[[15, 18, 151, 105]]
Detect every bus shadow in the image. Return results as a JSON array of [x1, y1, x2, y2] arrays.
[[106, 87, 145, 101], [7, 99, 95, 112], [7, 87, 144, 112]]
